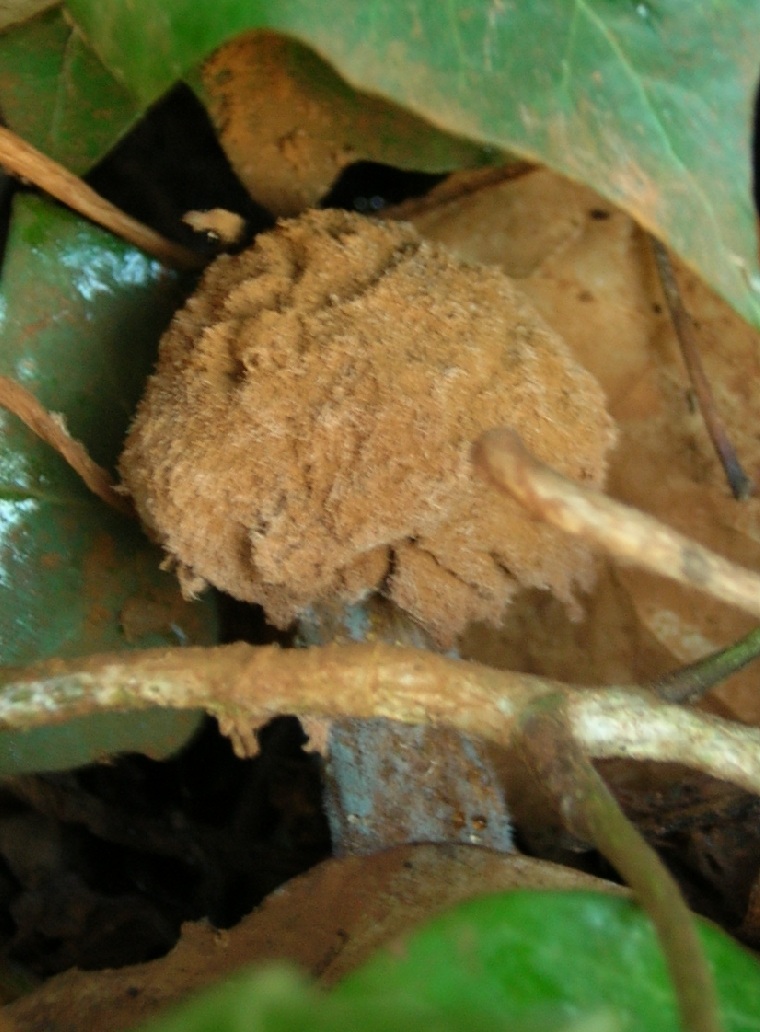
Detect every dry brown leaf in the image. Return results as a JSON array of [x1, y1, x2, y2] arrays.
[[4, 845, 624, 1032], [199, 32, 484, 216], [393, 167, 760, 725]]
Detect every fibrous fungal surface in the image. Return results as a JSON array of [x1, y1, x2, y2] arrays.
[[119, 209, 616, 644]]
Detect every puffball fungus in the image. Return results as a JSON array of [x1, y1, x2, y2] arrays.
[[120, 210, 616, 645]]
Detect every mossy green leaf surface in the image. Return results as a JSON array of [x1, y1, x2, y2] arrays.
[[0, 194, 214, 772]]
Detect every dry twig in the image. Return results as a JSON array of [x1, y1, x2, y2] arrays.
[[0, 125, 202, 270], [474, 428, 760, 621], [0, 376, 133, 516], [650, 235, 752, 500]]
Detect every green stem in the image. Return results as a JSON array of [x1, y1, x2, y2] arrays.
[[515, 696, 723, 1032], [650, 625, 760, 703]]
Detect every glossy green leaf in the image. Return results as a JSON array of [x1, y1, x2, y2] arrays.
[[131, 890, 760, 1032], [60, 0, 760, 330], [0, 193, 215, 772], [335, 891, 760, 1032]]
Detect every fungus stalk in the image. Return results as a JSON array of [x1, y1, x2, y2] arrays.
[[295, 594, 515, 854]]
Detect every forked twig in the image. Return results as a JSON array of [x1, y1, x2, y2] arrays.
[[0, 376, 133, 516], [650, 236, 753, 500], [0, 125, 202, 270]]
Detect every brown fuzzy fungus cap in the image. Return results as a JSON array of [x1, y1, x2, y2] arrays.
[[120, 209, 616, 645]]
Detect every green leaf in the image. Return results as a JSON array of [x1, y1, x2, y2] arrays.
[[0, 193, 215, 772], [129, 890, 760, 1032], [129, 964, 522, 1032], [0, 6, 139, 173], [59, 0, 760, 330], [3, 4, 756, 323], [130, 963, 611, 1032], [335, 891, 760, 1032]]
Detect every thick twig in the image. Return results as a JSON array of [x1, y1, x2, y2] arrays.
[[650, 236, 752, 500], [0, 376, 133, 516], [0, 125, 202, 270], [516, 696, 722, 1032], [473, 428, 760, 621], [2, 642, 760, 796]]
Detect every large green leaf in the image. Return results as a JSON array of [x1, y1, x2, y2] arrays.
[[60, 0, 760, 330], [132, 890, 760, 1032], [335, 890, 760, 1032], [132, 965, 524, 1032], [2, 3, 757, 326], [0, 193, 215, 772]]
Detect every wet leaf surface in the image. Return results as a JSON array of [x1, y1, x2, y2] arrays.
[[0, 193, 216, 770]]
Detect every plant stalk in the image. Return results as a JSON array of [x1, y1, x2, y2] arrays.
[[473, 429, 760, 621], [650, 625, 760, 703], [0, 124, 202, 270], [515, 695, 723, 1032]]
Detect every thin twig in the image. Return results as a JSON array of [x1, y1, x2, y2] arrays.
[[473, 428, 760, 621], [0, 125, 202, 271], [650, 235, 753, 500], [1, 642, 760, 796], [516, 695, 723, 1032], [649, 624, 760, 703], [0, 376, 133, 516]]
